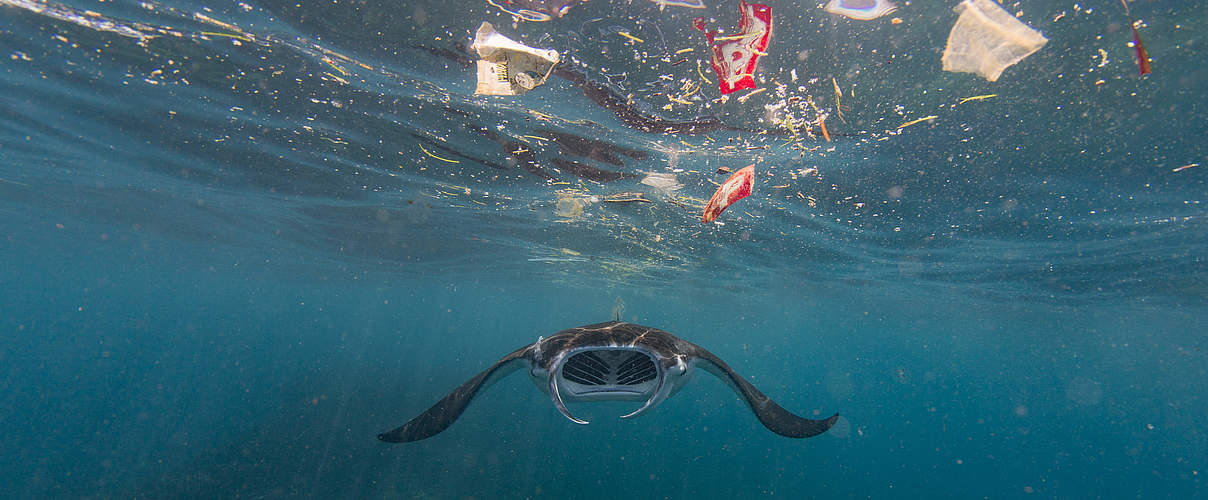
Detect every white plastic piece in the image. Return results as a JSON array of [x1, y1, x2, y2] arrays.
[[469, 22, 560, 95], [941, 0, 1048, 82], [824, 0, 897, 21]]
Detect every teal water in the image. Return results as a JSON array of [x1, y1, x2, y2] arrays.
[[1, 0, 1205, 497]]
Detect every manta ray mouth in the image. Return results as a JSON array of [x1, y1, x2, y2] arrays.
[[548, 347, 667, 424], [562, 350, 658, 389]]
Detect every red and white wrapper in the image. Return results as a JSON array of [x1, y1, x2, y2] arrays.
[[702, 165, 755, 223], [694, 0, 772, 95]]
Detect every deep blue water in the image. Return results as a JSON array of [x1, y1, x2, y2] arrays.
[[2, 0, 1205, 497]]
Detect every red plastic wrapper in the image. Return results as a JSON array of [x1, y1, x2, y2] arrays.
[[702, 165, 755, 223], [694, 0, 772, 95]]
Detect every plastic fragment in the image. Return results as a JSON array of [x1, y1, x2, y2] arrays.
[[651, 0, 706, 8], [418, 144, 461, 163], [641, 172, 683, 192], [693, 0, 772, 95], [1118, 0, 1152, 75], [958, 94, 996, 104], [897, 115, 937, 129], [603, 193, 653, 203], [824, 0, 897, 21], [618, 31, 644, 43], [485, 0, 579, 21], [470, 22, 560, 95], [702, 165, 755, 223], [941, 0, 1047, 82]]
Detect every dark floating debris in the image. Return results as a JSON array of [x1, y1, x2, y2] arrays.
[[1119, 0, 1152, 75], [602, 192, 652, 203], [415, 42, 736, 134], [536, 129, 648, 166], [550, 158, 637, 183]]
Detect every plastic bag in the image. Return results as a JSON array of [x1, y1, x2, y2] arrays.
[[941, 0, 1047, 82], [470, 22, 560, 95]]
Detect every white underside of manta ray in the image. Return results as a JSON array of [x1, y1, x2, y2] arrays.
[[378, 321, 839, 443]]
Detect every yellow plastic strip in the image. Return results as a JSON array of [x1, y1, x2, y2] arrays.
[[736, 87, 766, 102], [958, 94, 997, 104], [194, 13, 240, 32], [485, 0, 551, 21], [418, 144, 460, 163], [897, 115, 938, 129], [200, 31, 252, 42], [696, 59, 712, 83], [618, 31, 644, 43], [323, 58, 347, 76], [712, 30, 765, 42]]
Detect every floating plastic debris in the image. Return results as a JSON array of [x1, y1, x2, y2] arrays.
[[897, 115, 937, 129], [602, 192, 653, 203], [958, 93, 997, 104], [941, 0, 1047, 82], [640, 172, 683, 192], [650, 0, 706, 8], [694, 0, 773, 95], [1118, 0, 1152, 75], [555, 191, 590, 218], [824, 0, 897, 21], [469, 22, 560, 95], [485, 0, 579, 22], [702, 164, 754, 223]]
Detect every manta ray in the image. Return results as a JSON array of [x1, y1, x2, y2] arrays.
[[378, 321, 839, 442]]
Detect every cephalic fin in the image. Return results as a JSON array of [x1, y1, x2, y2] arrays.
[[620, 368, 666, 419], [549, 369, 589, 425]]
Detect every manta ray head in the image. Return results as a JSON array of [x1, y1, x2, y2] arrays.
[[532, 345, 692, 425]]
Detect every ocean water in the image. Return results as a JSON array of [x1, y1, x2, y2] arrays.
[[2, 0, 1205, 497]]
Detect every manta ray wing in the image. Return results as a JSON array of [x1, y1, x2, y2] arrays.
[[377, 346, 531, 443], [692, 345, 839, 438]]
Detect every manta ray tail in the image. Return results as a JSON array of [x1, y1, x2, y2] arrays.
[[377, 346, 530, 443]]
